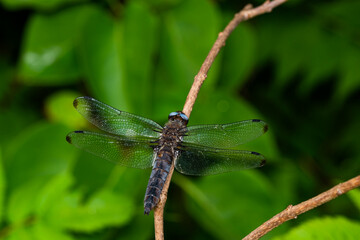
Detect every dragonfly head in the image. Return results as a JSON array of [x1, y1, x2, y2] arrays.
[[168, 111, 189, 124]]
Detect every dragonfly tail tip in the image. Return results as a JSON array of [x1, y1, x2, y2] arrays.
[[144, 208, 151, 215], [73, 99, 79, 108], [263, 124, 269, 133], [260, 159, 266, 167]]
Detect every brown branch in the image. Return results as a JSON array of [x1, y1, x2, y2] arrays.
[[243, 175, 360, 240], [153, 164, 175, 240], [153, 0, 287, 239], [183, 0, 287, 117]]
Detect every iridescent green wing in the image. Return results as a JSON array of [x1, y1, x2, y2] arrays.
[[74, 96, 162, 138], [184, 119, 268, 148], [175, 144, 265, 176], [66, 131, 155, 169]]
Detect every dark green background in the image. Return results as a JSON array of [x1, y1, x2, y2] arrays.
[[1, 0, 360, 239]]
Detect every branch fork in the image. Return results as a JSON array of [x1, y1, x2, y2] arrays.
[[153, 0, 360, 238], [154, 1, 288, 239]]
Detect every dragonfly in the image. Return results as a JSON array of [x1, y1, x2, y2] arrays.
[[66, 96, 268, 214]]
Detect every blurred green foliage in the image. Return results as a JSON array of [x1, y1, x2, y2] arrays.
[[0, 0, 359, 239]]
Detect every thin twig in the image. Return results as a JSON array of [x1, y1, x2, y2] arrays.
[[182, 0, 287, 117], [153, 0, 287, 239], [243, 175, 360, 240], [154, 164, 174, 240]]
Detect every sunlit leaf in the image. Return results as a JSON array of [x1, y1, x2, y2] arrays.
[[34, 172, 74, 217], [6, 178, 44, 223], [44, 91, 87, 129], [18, 5, 96, 84], [273, 216, 360, 240], [5, 227, 34, 240], [347, 189, 360, 213], [4, 221, 74, 240], [32, 222, 74, 240], [52, 189, 135, 232]]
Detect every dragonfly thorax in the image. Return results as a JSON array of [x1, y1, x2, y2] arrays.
[[159, 117, 188, 148]]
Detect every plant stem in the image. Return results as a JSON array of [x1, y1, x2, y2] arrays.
[[153, 1, 287, 239], [243, 175, 360, 240]]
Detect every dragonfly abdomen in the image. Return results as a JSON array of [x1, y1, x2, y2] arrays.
[[144, 147, 175, 215], [143, 111, 187, 214]]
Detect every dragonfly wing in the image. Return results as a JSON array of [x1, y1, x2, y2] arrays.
[[184, 119, 268, 148], [74, 96, 162, 138], [66, 131, 155, 169], [175, 144, 265, 176]]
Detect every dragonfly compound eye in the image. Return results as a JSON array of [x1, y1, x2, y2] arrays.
[[168, 112, 178, 119], [168, 111, 189, 124]]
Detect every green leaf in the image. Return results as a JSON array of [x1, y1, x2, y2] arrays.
[[296, 30, 338, 96], [163, 0, 221, 86], [0, 59, 13, 99], [153, 0, 221, 113], [72, 150, 149, 208], [0, 148, 5, 223], [111, 167, 150, 206], [4, 222, 74, 240], [114, 214, 153, 240], [174, 171, 280, 239], [219, 22, 257, 90], [257, 18, 337, 95], [6, 178, 44, 223], [34, 172, 74, 217], [271, 20, 320, 91], [319, 1, 360, 29], [333, 49, 360, 104], [32, 222, 74, 240], [18, 5, 95, 84], [257, 2, 360, 102], [5, 227, 34, 240], [347, 189, 360, 213], [0, 0, 86, 11], [78, 7, 128, 109], [0, 106, 39, 148], [189, 90, 279, 160], [52, 189, 135, 232], [273, 216, 360, 240], [44, 91, 88, 129], [122, 1, 159, 115], [72, 151, 117, 195], [4, 122, 76, 191]]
